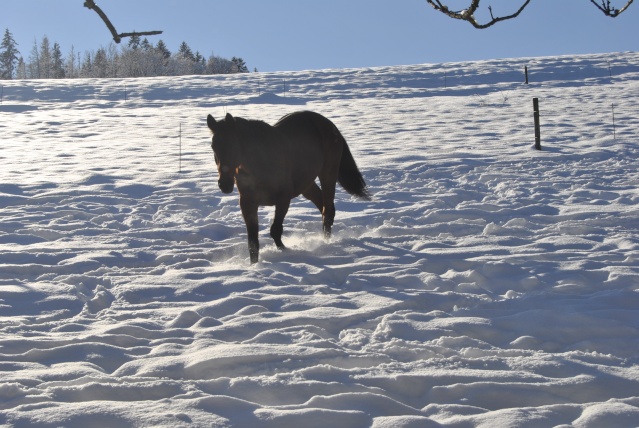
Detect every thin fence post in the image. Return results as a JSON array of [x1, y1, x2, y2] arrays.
[[608, 61, 612, 79], [525, 66, 529, 84], [612, 103, 616, 140], [533, 97, 541, 150]]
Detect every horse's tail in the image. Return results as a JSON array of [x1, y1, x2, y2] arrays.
[[337, 132, 371, 200]]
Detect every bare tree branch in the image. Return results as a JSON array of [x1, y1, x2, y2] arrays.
[[589, 0, 634, 17], [426, 0, 633, 28], [83, 0, 162, 43], [425, 0, 532, 29]]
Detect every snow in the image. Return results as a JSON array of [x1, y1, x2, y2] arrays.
[[1, 52, 639, 427]]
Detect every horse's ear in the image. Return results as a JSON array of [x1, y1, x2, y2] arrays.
[[225, 113, 236, 131], [207, 114, 216, 132]]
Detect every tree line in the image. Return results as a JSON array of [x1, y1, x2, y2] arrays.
[[0, 28, 250, 80]]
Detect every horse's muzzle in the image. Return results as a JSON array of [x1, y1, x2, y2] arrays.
[[218, 178, 235, 194]]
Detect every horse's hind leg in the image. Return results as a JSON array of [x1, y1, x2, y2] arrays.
[[318, 177, 337, 238], [270, 199, 290, 250], [303, 182, 323, 214]]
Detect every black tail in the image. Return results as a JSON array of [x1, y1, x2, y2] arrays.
[[337, 134, 371, 200]]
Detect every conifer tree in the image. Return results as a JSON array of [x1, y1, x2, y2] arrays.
[[39, 36, 52, 79], [16, 57, 27, 79], [80, 51, 92, 78], [127, 34, 141, 50], [156, 40, 171, 60], [93, 48, 108, 78], [52, 42, 65, 78], [178, 41, 194, 62], [141, 38, 152, 51], [231, 57, 248, 73], [0, 28, 20, 79]]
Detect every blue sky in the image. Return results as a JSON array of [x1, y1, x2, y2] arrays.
[[2, 0, 637, 72]]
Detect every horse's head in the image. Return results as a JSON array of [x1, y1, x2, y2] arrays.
[[207, 113, 240, 194]]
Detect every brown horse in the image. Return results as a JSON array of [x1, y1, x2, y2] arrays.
[[206, 110, 369, 263]]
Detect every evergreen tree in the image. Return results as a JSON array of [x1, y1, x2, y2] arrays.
[[128, 34, 141, 50], [141, 38, 152, 51], [93, 48, 108, 78], [231, 57, 248, 73], [193, 51, 206, 74], [178, 41, 194, 62], [80, 51, 92, 78], [0, 28, 20, 79], [52, 42, 65, 78], [16, 57, 27, 79], [39, 36, 52, 78], [156, 40, 171, 60]]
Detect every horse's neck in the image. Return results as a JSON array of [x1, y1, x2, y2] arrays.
[[239, 120, 272, 146], [236, 121, 266, 160], [236, 120, 286, 170]]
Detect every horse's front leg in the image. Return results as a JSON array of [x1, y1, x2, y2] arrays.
[[270, 198, 290, 250], [240, 197, 260, 264]]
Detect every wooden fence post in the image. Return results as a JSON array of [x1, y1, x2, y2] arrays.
[[533, 97, 541, 150], [525, 66, 529, 84]]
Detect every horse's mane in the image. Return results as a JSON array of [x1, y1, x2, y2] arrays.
[[234, 117, 280, 144], [235, 117, 271, 132]]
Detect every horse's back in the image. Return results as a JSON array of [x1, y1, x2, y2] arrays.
[[275, 111, 337, 140]]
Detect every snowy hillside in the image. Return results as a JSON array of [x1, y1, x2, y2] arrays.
[[1, 52, 639, 427]]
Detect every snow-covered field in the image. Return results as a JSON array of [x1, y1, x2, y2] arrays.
[[1, 52, 639, 427]]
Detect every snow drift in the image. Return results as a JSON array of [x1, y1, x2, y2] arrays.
[[1, 52, 639, 427]]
